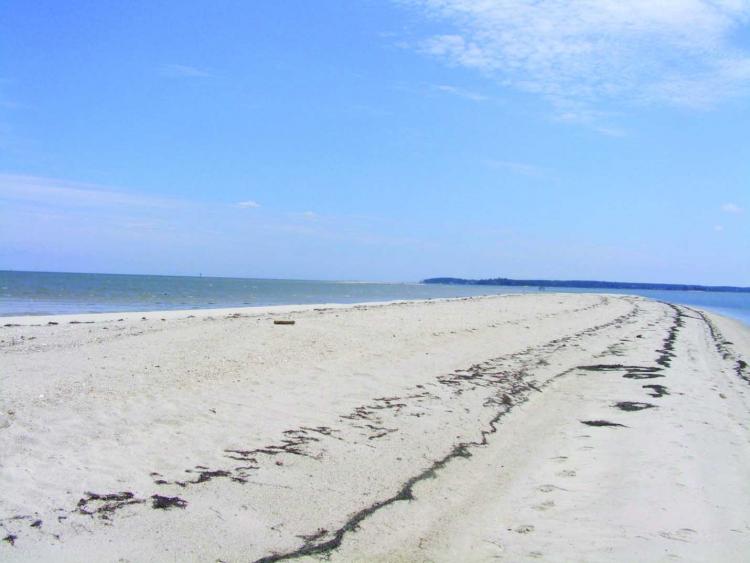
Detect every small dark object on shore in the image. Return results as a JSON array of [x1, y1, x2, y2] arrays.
[[623, 371, 664, 380], [47, 321, 58, 326], [151, 495, 187, 510], [614, 401, 656, 412], [581, 420, 627, 427], [274, 320, 296, 325], [3, 534, 17, 546], [77, 491, 142, 518], [643, 384, 669, 397]]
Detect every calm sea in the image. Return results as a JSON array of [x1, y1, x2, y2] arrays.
[[1, 271, 749, 326]]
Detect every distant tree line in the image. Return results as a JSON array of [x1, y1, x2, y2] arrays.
[[422, 277, 750, 293]]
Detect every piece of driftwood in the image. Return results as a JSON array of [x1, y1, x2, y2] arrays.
[[273, 320, 296, 325]]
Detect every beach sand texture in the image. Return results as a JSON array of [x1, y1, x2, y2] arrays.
[[1, 293, 749, 561]]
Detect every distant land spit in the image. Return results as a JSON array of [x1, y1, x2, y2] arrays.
[[422, 277, 750, 293]]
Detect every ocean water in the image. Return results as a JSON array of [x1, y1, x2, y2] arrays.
[[1, 270, 749, 326], [553, 286, 750, 326], [0, 271, 533, 316]]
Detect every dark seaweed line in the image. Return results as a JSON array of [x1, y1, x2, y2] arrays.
[[684, 306, 750, 385], [242, 303, 644, 499], [250, 301, 646, 562], [253, 370, 574, 563], [252, 299, 660, 562], [1, 298, 641, 549], [578, 302, 683, 377], [255, 301, 646, 563], [654, 302, 685, 368]]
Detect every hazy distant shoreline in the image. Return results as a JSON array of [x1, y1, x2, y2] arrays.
[[424, 276, 750, 293]]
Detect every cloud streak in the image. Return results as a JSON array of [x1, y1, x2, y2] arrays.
[[0, 174, 181, 209], [722, 202, 744, 214], [160, 64, 211, 78], [485, 159, 546, 178], [403, 0, 750, 110], [0, 173, 430, 266], [433, 84, 488, 101]]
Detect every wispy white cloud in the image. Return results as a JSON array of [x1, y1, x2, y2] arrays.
[[0, 173, 180, 208], [403, 0, 750, 111], [552, 108, 628, 136], [285, 210, 321, 222], [0, 173, 442, 280], [722, 202, 744, 213], [714, 224, 725, 231], [433, 83, 488, 101], [591, 125, 628, 138], [485, 159, 546, 178], [236, 200, 261, 209], [160, 64, 211, 78]]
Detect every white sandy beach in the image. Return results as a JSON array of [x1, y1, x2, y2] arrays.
[[1, 293, 749, 562]]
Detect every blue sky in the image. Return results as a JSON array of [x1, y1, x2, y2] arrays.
[[1, 0, 749, 284]]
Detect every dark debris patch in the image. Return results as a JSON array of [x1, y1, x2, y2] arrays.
[[578, 364, 629, 371], [623, 370, 664, 380], [223, 449, 259, 463], [185, 469, 247, 485], [296, 528, 329, 543], [737, 359, 749, 383], [577, 364, 665, 380], [151, 495, 187, 510], [643, 384, 669, 398], [228, 427, 328, 460], [579, 364, 661, 374], [580, 420, 627, 427], [3, 534, 17, 546], [614, 401, 656, 412], [77, 492, 144, 519]]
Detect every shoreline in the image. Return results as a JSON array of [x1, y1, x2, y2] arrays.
[[3, 287, 749, 328], [0, 294, 501, 326], [2, 293, 749, 561], [2, 291, 748, 328]]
